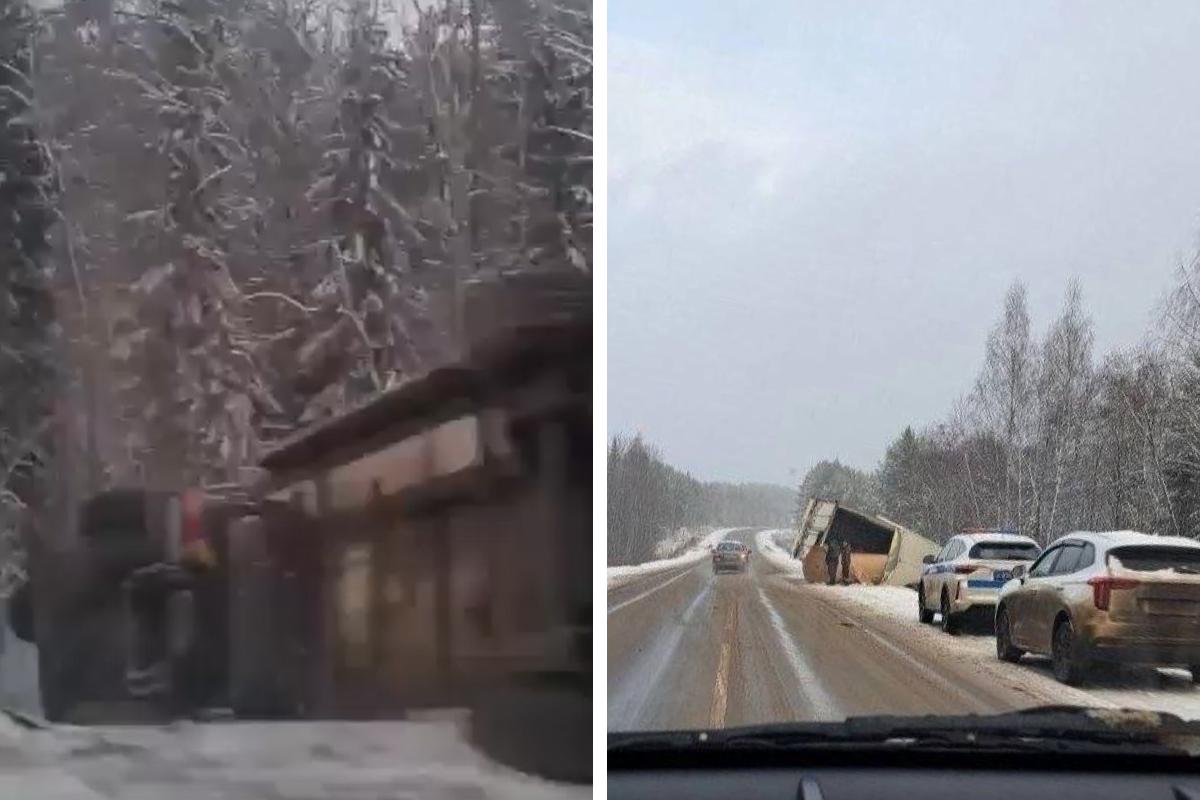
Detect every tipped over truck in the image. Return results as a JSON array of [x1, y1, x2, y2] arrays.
[[9, 271, 591, 783], [791, 498, 940, 587]]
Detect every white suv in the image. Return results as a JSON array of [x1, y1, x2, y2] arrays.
[[918, 531, 1041, 634]]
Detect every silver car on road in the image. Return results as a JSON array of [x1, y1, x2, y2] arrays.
[[712, 540, 750, 574]]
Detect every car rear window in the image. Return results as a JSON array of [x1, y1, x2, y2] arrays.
[[717, 542, 741, 551], [1107, 545, 1200, 573], [969, 541, 1040, 560]]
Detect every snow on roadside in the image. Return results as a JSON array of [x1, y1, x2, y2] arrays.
[[754, 529, 803, 576], [815, 583, 1200, 720], [607, 528, 740, 589], [821, 584, 921, 624], [0, 717, 588, 799]]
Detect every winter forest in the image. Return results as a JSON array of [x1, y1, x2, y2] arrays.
[[611, 262, 1200, 561], [803, 269, 1200, 547], [0, 0, 591, 592], [607, 434, 794, 565]]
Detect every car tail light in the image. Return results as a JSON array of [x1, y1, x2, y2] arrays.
[[953, 565, 976, 575], [1087, 576, 1139, 611]]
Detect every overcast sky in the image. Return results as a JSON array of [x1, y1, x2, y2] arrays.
[[608, 0, 1200, 487]]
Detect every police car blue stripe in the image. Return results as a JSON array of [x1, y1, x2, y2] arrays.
[[966, 579, 1004, 589]]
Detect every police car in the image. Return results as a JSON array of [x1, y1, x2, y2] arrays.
[[918, 531, 1041, 634]]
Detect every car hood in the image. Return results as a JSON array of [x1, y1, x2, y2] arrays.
[[609, 706, 1200, 757]]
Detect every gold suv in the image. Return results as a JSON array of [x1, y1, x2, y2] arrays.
[[995, 531, 1200, 685]]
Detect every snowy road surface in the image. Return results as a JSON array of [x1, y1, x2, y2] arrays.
[[0, 715, 589, 798], [608, 528, 1200, 732]]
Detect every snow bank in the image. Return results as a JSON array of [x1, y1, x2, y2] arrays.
[[608, 528, 740, 589], [754, 529, 804, 576], [651, 527, 706, 560], [820, 584, 919, 623], [0, 716, 588, 799]]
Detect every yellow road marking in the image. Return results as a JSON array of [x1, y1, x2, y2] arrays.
[[710, 641, 731, 728], [709, 598, 739, 727]]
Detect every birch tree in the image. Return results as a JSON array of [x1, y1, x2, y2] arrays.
[[973, 281, 1034, 529]]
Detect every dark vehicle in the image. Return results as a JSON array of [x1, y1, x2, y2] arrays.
[[713, 541, 750, 574], [11, 274, 591, 783]]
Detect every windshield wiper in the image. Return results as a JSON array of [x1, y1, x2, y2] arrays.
[[608, 706, 1200, 756]]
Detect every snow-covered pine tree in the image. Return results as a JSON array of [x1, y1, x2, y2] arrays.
[[0, 0, 56, 594]]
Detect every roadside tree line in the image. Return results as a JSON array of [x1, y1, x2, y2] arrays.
[[608, 434, 794, 565], [800, 268, 1200, 545]]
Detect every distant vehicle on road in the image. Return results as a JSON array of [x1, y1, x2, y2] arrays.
[[995, 531, 1200, 686], [712, 541, 749, 574], [918, 531, 1040, 634]]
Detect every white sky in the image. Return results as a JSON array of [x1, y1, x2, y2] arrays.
[[608, 0, 1200, 486]]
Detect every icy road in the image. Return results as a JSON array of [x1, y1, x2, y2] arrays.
[[608, 528, 1200, 731]]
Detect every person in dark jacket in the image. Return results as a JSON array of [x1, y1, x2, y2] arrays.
[[824, 537, 840, 585], [840, 539, 853, 585]]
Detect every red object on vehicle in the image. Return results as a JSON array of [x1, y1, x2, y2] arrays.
[[179, 488, 216, 568], [1087, 576, 1139, 611], [953, 565, 976, 574], [181, 489, 203, 544]]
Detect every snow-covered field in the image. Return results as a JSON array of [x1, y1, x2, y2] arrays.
[[0, 715, 588, 799], [608, 528, 741, 589]]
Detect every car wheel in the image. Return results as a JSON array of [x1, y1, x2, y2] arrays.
[[995, 607, 1023, 663], [918, 585, 934, 624], [940, 592, 959, 635], [1051, 617, 1088, 685]]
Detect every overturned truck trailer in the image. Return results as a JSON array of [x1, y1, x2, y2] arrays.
[[14, 271, 591, 783], [792, 498, 939, 587]]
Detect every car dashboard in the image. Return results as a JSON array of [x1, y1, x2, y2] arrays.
[[608, 744, 1200, 800], [609, 766, 1200, 799]]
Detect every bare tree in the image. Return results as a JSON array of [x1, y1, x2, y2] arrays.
[[973, 281, 1033, 529]]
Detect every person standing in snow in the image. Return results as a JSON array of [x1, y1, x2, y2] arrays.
[[840, 539, 853, 585], [824, 536, 840, 585]]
